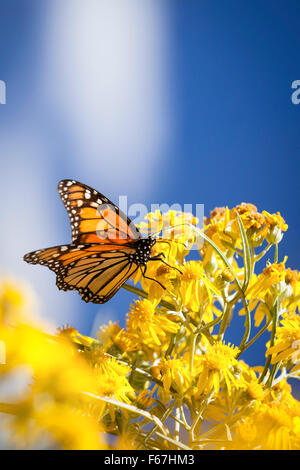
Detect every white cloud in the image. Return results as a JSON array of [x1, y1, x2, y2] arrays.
[[43, 0, 172, 197]]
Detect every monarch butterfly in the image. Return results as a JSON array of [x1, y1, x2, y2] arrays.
[[24, 180, 174, 304]]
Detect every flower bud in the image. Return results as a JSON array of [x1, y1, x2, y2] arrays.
[[266, 225, 283, 245]]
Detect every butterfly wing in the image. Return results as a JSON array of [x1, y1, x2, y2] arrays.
[[57, 180, 140, 244], [24, 243, 139, 303]]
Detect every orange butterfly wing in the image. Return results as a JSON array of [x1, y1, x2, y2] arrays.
[[24, 243, 140, 303], [57, 180, 140, 244]]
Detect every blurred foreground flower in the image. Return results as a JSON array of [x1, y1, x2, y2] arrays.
[[0, 203, 300, 450]]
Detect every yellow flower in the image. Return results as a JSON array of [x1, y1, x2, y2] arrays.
[[218, 382, 300, 450], [0, 200, 298, 450], [89, 351, 135, 405], [0, 324, 93, 395], [0, 319, 106, 449], [265, 378, 295, 404], [231, 360, 265, 402], [203, 204, 287, 260], [3, 398, 106, 450], [204, 203, 267, 253], [97, 321, 121, 351], [203, 206, 233, 252], [284, 268, 300, 312], [126, 299, 179, 349], [33, 402, 106, 450], [138, 209, 198, 244], [219, 400, 300, 450], [137, 245, 180, 304], [252, 402, 299, 449], [247, 261, 291, 298], [113, 329, 140, 352], [245, 261, 296, 326], [136, 389, 155, 409], [234, 419, 258, 447], [246, 380, 265, 402], [263, 210, 288, 244], [235, 203, 266, 231], [179, 261, 220, 312], [0, 277, 44, 328], [266, 311, 300, 368], [202, 369, 265, 425], [195, 341, 240, 397], [155, 357, 192, 396], [58, 324, 97, 349], [203, 396, 228, 422]]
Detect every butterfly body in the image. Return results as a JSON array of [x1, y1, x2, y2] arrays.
[[24, 180, 158, 304]]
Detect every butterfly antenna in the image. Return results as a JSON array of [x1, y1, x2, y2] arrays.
[[151, 222, 196, 238], [155, 238, 187, 248]]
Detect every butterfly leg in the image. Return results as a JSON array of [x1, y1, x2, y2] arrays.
[[155, 239, 172, 258], [151, 251, 165, 259], [141, 265, 166, 290], [150, 255, 183, 275]]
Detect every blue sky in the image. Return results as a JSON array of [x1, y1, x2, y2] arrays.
[[0, 0, 299, 371]]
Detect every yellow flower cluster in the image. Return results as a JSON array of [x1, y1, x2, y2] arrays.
[[0, 202, 300, 450]]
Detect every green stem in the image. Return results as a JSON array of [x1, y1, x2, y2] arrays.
[[274, 243, 278, 263], [267, 361, 281, 388], [174, 405, 181, 442], [189, 390, 215, 444], [258, 300, 279, 384], [155, 431, 192, 450], [218, 302, 233, 340], [192, 226, 251, 342], [143, 406, 173, 444], [238, 302, 252, 351], [236, 211, 251, 291], [237, 319, 271, 357], [195, 314, 223, 335], [189, 332, 198, 375], [165, 333, 176, 357], [254, 244, 272, 262], [82, 392, 170, 437], [180, 406, 190, 430]]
